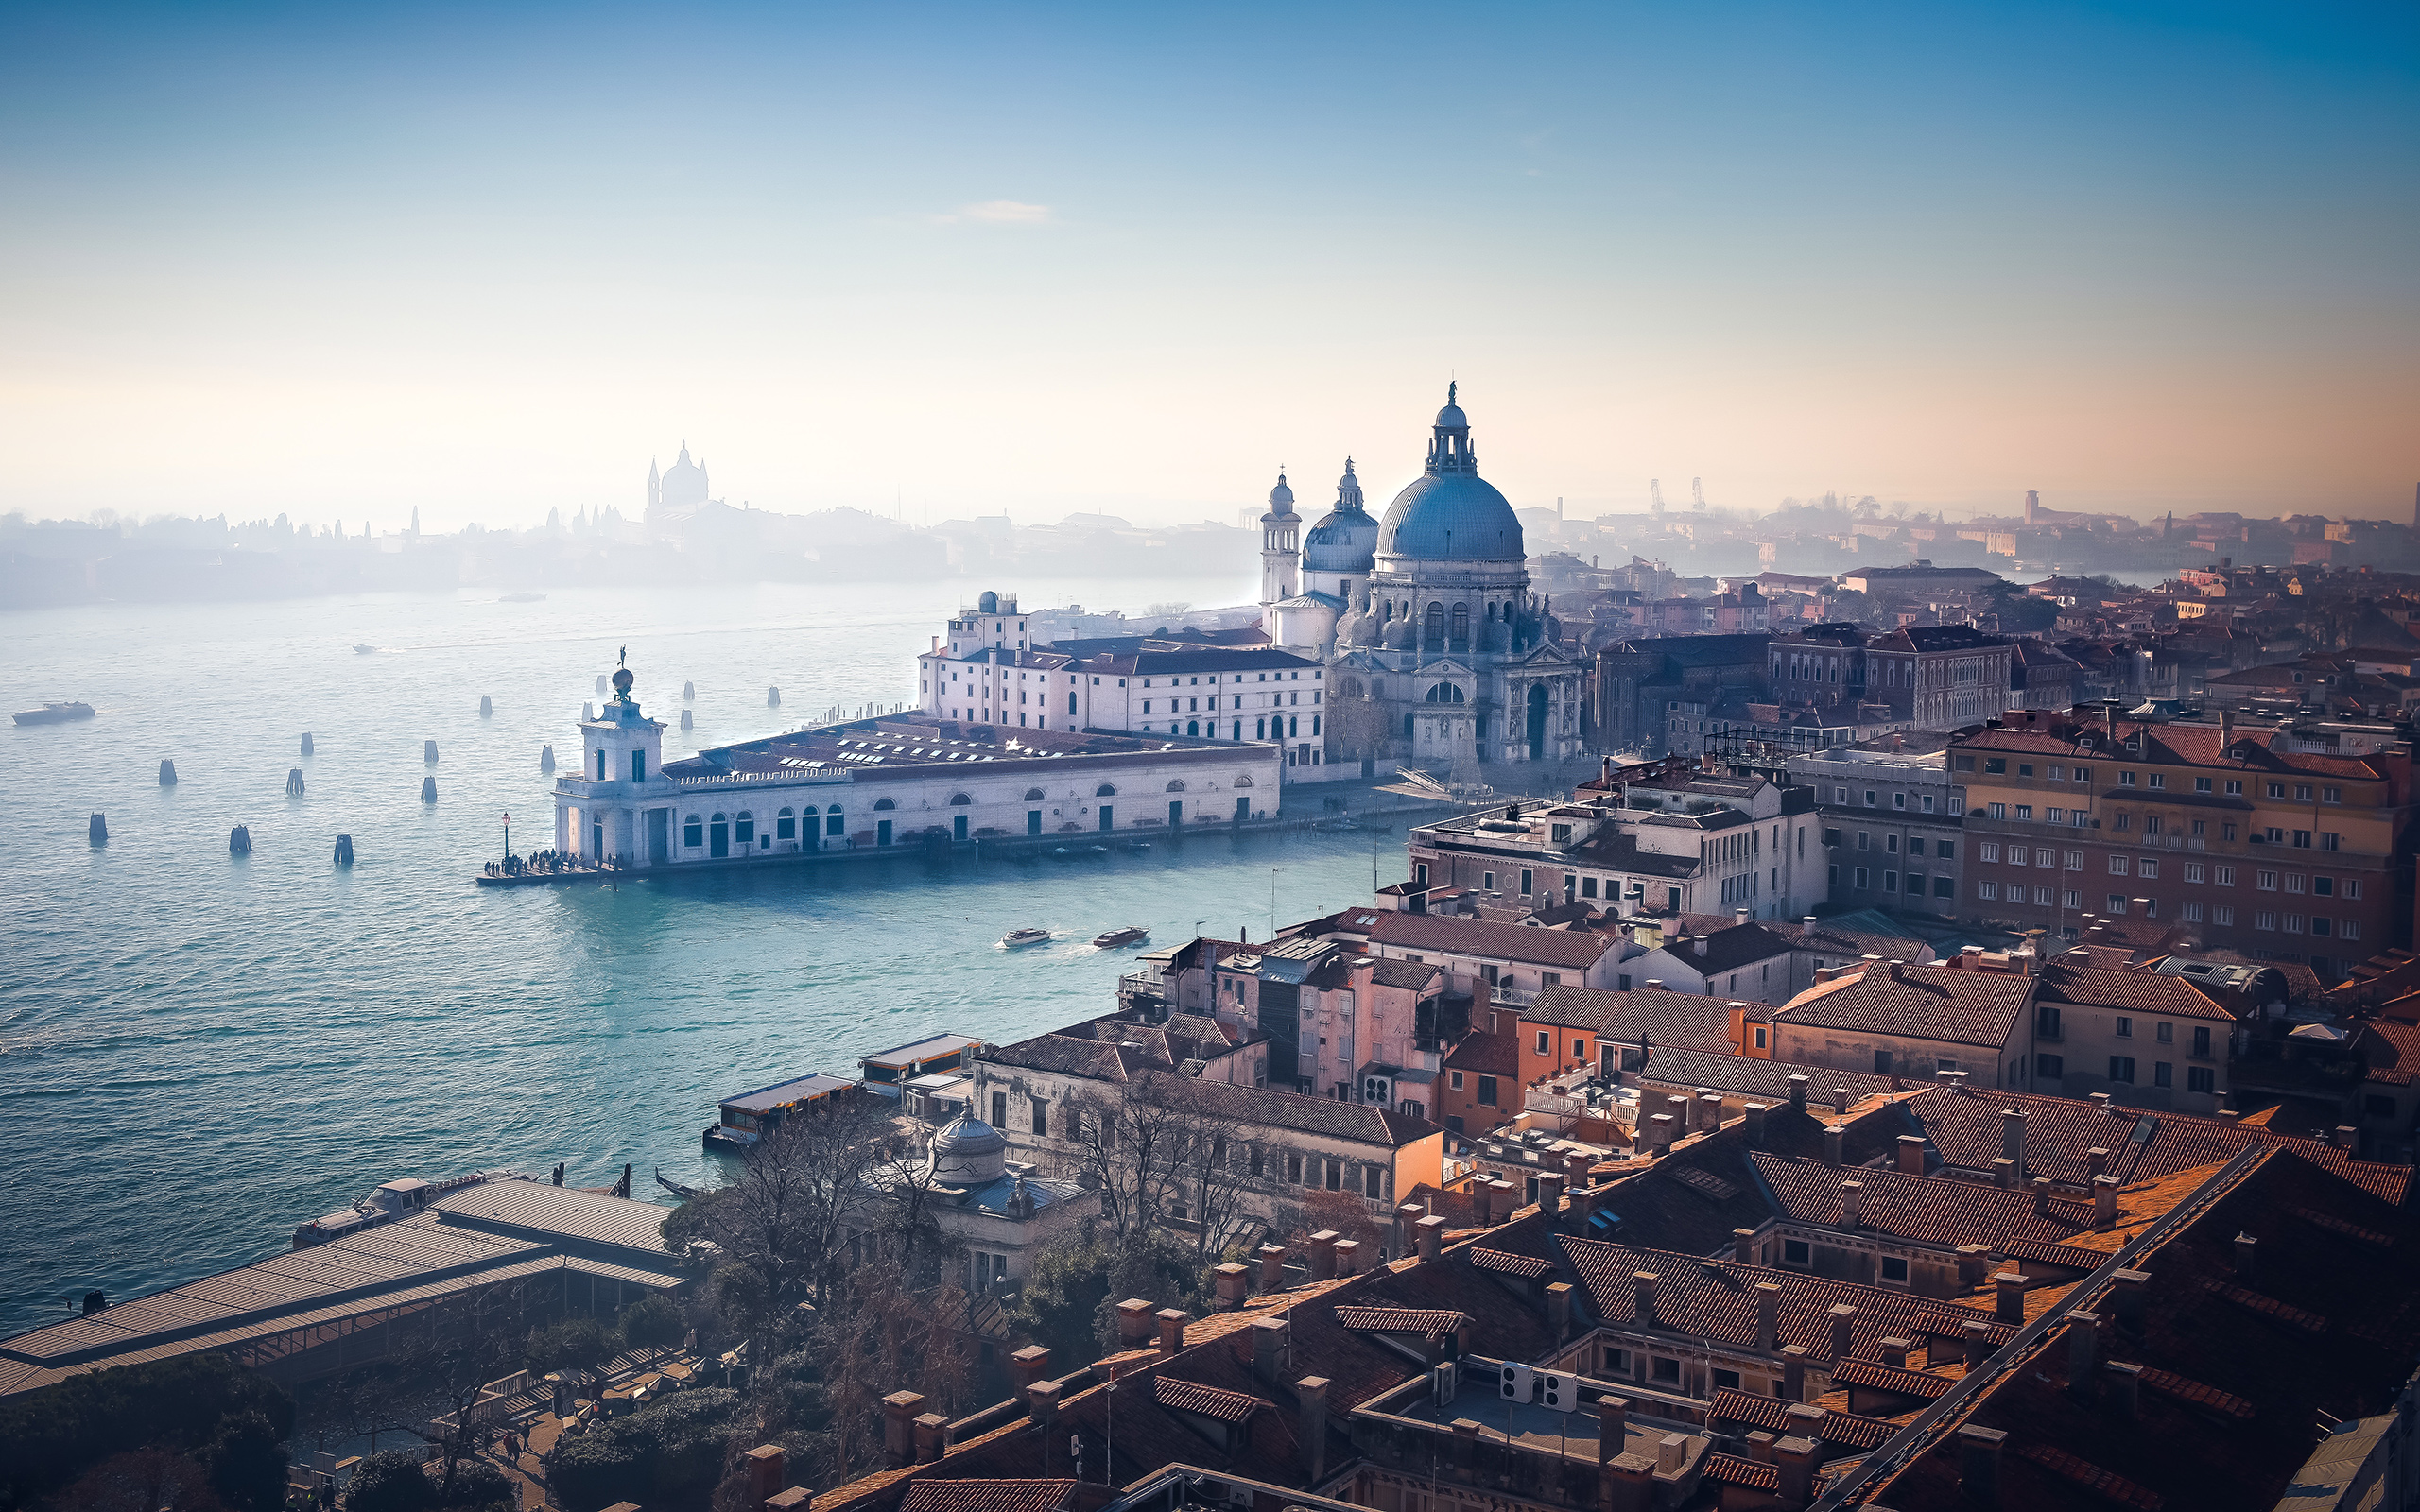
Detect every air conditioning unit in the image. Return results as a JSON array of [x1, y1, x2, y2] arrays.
[[1537, 1370, 1577, 1413], [1431, 1362, 1458, 1407], [1499, 1363, 1534, 1401]]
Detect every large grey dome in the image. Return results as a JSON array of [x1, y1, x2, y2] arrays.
[[1304, 458, 1378, 573], [1374, 385, 1524, 562], [1377, 474, 1523, 561]]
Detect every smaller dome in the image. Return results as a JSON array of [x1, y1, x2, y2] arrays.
[[1435, 400, 1468, 429], [1266, 472, 1296, 513], [928, 1113, 1008, 1186], [611, 667, 634, 694]]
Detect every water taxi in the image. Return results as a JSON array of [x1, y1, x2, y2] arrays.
[[1092, 925, 1150, 949], [12, 701, 95, 726], [1000, 927, 1052, 948]]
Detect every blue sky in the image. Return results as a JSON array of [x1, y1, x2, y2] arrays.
[[1, 1, 2412, 528]]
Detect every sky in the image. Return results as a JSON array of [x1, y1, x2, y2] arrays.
[[0, 1, 2413, 532]]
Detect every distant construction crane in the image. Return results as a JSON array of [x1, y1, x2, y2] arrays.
[[1649, 478, 1665, 514], [1691, 477, 1706, 511]]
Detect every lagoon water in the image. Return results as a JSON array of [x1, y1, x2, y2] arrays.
[[0, 578, 1407, 1336]]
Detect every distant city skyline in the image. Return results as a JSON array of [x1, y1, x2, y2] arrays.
[[2, 2, 2412, 531]]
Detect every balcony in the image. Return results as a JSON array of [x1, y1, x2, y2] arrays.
[[1491, 984, 1540, 1007]]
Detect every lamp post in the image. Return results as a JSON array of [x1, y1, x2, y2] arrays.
[[502, 812, 511, 867]]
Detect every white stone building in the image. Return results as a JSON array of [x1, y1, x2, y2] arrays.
[[553, 664, 1285, 863], [1261, 388, 1588, 773]]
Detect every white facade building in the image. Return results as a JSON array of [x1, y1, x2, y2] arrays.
[[553, 665, 1286, 864]]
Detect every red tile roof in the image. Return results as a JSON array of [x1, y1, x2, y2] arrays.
[[1702, 1453, 1778, 1491], [897, 1483, 1074, 1512], [1369, 912, 1615, 970], [1332, 1306, 1467, 1339], [1750, 1154, 2189, 1250], [1150, 1375, 1263, 1424], [1772, 960, 2033, 1049], [1829, 1356, 1955, 1400], [2034, 959, 2235, 1022]]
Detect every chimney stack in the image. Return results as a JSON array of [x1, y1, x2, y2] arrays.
[[2086, 1146, 2110, 1179], [1331, 1238, 1362, 1277], [1395, 1202, 1425, 1256], [1780, 1345, 1808, 1401], [2093, 1175, 2119, 1228], [911, 1412, 947, 1464], [1788, 1074, 1809, 1113], [1633, 1271, 1659, 1327], [1667, 1093, 1693, 1133], [2104, 1359, 2143, 1419], [1251, 1317, 1290, 1383], [2066, 1313, 2101, 1399], [1547, 1280, 1574, 1341], [1257, 1243, 1288, 1292], [1417, 1214, 1448, 1260], [1650, 1112, 1677, 1151], [1010, 1345, 1053, 1391], [1297, 1376, 1331, 1485], [1991, 1157, 2017, 1189], [1212, 1263, 1251, 1309], [1596, 1396, 1630, 1463], [1956, 1244, 1993, 1289], [1115, 1298, 1153, 1349], [1897, 1135, 1926, 1174], [1831, 1087, 1850, 1115], [1156, 1308, 1188, 1353], [1027, 1379, 1061, 1433], [1877, 1336, 1911, 1369], [1827, 1304, 1857, 1360], [1823, 1124, 1844, 1167], [2032, 1177, 2052, 1216], [743, 1445, 786, 1508], [2108, 1267, 2150, 1333], [1957, 1424, 2007, 1506], [1734, 1228, 1757, 1265], [882, 1391, 925, 1467], [1840, 1180, 1864, 1229], [1745, 1102, 1770, 1146], [2234, 1232, 2258, 1280], [1307, 1230, 1340, 1281], [2000, 1108, 2028, 1180], [1962, 1318, 1993, 1370], [1539, 1172, 1566, 1217], [1755, 1282, 1782, 1352], [1774, 1435, 1819, 1511], [1994, 1271, 2026, 1324]]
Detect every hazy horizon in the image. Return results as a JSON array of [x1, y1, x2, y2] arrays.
[[4, 1, 2413, 533]]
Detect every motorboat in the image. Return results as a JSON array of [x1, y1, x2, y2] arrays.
[[1000, 927, 1052, 949], [353, 644, 377, 655], [12, 701, 95, 726], [499, 592, 546, 603], [1092, 925, 1150, 949]]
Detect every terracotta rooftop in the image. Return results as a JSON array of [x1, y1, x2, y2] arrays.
[[1771, 959, 2033, 1049]]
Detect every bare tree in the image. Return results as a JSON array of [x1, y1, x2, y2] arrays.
[[1151, 1078, 1257, 1263], [690, 1092, 898, 1314], [1061, 1074, 1255, 1263], [384, 1278, 541, 1499]]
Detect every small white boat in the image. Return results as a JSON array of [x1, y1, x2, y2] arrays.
[[1093, 925, 1150, 949], [353, 644, 377, 655], [1000, 927, 1052, 949]]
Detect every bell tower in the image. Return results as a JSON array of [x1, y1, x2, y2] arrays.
[[1259, 470, 1300, 609]]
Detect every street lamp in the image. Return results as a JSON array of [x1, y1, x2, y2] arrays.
[[502, 812, 511, 867]]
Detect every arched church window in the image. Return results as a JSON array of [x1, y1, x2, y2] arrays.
[[1096, 783, 1117, 797], [683, 815, 703, 847], [1451, 602, 1470, 648], [1234, 775, 1253, 788], [948, 793, 972, 806], [1426, 682, 1465, 704], [1424, 602, 1444, 644], [710, 812, 727, 823], [776, 807, 796, 840], [1166, 780, 1187, 792], [873, 798, 897, 811], [1024, 787, 1046, 801]]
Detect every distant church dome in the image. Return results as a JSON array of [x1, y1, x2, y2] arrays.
[[1304, 458, 1378, 573], [658, 443, 710, 513], [1375, 385, 1523, 562], [1264, 471, 1297, 517], [927, 1113, 1008, 1186]]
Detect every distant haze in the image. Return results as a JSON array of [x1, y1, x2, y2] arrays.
[[1, 3, 2412, 531]]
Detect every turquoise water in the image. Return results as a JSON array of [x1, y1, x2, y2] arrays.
[[0, 580, 1403, 1336]]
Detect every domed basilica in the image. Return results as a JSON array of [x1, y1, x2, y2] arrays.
[[1259, 387, 1583, 770]]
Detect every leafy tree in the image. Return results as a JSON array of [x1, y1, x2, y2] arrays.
[[0, 1353, 292, 1512], [432, 1460, 512, 1512], [618, 1293, 688, 1352], [48, 1448, 228, 1512], [202, 1409, 288, 1512], [549, 1388, 741, 1512], [343, 1452, 433, 1512], [526, 1316, 619, 1378]]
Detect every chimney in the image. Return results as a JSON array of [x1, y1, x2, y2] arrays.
[[1735, 907, 1750, 927], [1212, 1262, 1251, 1309], [1944, 1070, 1970, 1095], [2086, 1146, 2110, 1178], [1774, 1435, 1820, 1511], [2336, 1125, 2360, 1154], [1694, 935, 1709, 957], [1745, 1431, 1777, 1462], [1956, 1244, 1993, 1289], [1297, 1376, 1331, 1485], [2108, 1267, 2150, 1333], [1962, 1318, 1993, 1370], [1596, 1395, 1630, 1463], [1417, 1214, 1448, 1260], [2000, 1108, 2028, 1180], [2031, 1177, 2051, 1216], [1994, 1271, 2026, 1324], [1471, 1184, 1495, 1227], [1394, 1202, 1425, 1256], [1788, 1074, 1809, 1113], [2066, 1312, 2100, 1399], [1827, 1304, 1857, 1360], [1027, 1379, 1061, 1434], [1656, 1434, 1688, 1474], [1601, 1454, 1656, 1512], [1734, 1228, 1757, 1265], [1780, 1345, 1808, 1400], [2093, 1175, 2119, 1228], [2089, 1091, 2112, 1114], [1633, 1271, 1659, 1326], [882, 1390, 925, 1467], [1957, 1424, 2007, 1506], [1823, 1124, 1844, 1167], [1649, 1112, 1677, 1151], [1307, 1230, 1340, 1280], [1831, 1087, 1850, 1116], [1115, 1297, 1154, 1348], [1257, 1243, 1288, 1292], [1010, 1345, 1052, 1391], [1646, 978, 1663, 989], [2234, 1231, 2257, 1280], [1332, 1238, 1362, 1277], [912, 1412, 947, 1464], [1251, 1317, 1290, 1383], [1840, 1180, 1864, 1229], [1667, 1093, 1693, 1133], [743, 1445, 786, 1508], [1539, 1172, 1567, 1217], [1745, 1102, 1770, 1147], [1755, 1282, 1782, 1351], [2104, 1359, 2143, 1419], [1547, 1280, 1575, 1341], [1991, 1157, 2017, 1189], [1700, 1091, 1724, 1130], [1156, 1308, 1188, 1353], [1896, 1135, 1926, 1174], [1564, 1149, 1595, 1181]]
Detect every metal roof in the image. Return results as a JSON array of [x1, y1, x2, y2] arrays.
[[863, 1033, 980, 1068], [720, 1073, 854, 1113]]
